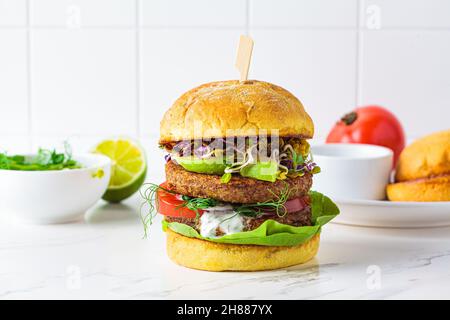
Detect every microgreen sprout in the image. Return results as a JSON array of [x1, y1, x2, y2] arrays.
[[139, 183, 175, 237], [233, 183, 291, 218]]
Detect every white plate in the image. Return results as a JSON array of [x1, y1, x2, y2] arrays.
[[333, 199, 450, 228]]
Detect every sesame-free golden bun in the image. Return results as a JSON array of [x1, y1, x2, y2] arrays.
[[387, 130, 450, 202], [387, 175, 450, 202], [395, 130, 450, 182], [166, 229, 319, 272], [159, 80, 314, 144]]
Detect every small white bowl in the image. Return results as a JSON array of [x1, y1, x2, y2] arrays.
[[0, 154, 111, 224], [311, 143, 393, 200]]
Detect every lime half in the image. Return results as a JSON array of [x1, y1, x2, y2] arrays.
[[93, 138, 147, 203]]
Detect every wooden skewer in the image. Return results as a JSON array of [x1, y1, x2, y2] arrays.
[[235, 35, 254, 82]]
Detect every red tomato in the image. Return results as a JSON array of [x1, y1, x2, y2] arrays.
[[283, 195, 310, 213], [157, 183, 203, 218], [326, 105, 405, 165]]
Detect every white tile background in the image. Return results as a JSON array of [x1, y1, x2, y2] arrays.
[[1, 0, 449, 169]]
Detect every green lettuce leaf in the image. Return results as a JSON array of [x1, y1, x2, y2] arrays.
[[162, 191, 339, 246]]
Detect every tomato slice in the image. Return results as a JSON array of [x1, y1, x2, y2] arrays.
[[157, 183, 310, 218], [283, 195, 310, 213], [157, 183, 203, 218]]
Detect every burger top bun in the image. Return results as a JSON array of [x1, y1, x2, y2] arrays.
[[159, 80, 314, 144], [395, 130, 450, 182]]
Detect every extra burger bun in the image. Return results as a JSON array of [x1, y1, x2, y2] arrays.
[[387, 130, 450, 202], [159, 80, 314, 144], [387, 175, 450, 202], [166, 229, 319, 272], [395, 130, 450, 182]]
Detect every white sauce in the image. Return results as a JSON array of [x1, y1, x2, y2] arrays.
[[199, 206, 244, 238]]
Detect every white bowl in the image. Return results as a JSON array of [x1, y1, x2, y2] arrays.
[[0, 154, 111, 224], [311, 143, 393, 200]]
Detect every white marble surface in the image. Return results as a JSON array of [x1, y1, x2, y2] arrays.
[[1, 193, 450, 300]]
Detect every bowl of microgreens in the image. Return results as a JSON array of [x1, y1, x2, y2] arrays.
[[0, 145, 111, 224]]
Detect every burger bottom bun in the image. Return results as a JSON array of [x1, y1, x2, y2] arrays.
[[387, 175, 450, 202], [166, 229, 320, 272]]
